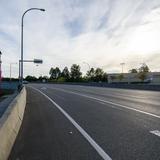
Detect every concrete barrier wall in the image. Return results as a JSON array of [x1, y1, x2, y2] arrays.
[[0, 87, 26, 160]]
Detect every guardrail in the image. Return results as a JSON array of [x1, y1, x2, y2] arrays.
[[0, 87, 26, 160]]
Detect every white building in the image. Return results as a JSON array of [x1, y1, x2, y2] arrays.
[[108, 72, 160, 84]]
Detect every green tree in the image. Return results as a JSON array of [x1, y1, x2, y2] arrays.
[[138, 63, 150, 81], [49, 67, 54, 78], [129, 68, 138, 73], [57, 77, 66, 83], [102, 72, 108, 82], [61, 67, 70, 80], [49, 67, 61, 79], [138, 64, 149, 73], [94, 68, 104, 82], [138, 72, 147, 82], [38, 76, 49, 82], [86, 67, 95, 81], [25, 75, 37, 82], [70, 64, 82, 81]]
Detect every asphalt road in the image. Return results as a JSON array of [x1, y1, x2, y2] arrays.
[[9, 84, 160, 160]]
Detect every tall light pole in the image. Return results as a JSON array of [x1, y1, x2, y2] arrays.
[[20, 8, 45, 86], [10, 63, 17, 81], [120, 62, 125, 73]]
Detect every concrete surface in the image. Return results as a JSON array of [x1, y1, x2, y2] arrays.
[[0, 87, 26, 160], [9, 84, 160, 160], [0, 92, 18, 118]]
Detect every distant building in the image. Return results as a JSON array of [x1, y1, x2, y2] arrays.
[[108, 72, 160, 84]]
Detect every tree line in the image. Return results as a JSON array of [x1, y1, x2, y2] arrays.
[[25, 64, 107, 82], [129, 63, 150, 81], [48, 64, 108, 82], [25, 63, 150, 83]]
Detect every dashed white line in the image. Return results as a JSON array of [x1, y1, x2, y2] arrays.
[[31, 87, 112, 160]]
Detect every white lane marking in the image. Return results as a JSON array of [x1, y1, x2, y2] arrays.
[[30, 87, 112, 160], [51, 87, 160, 119], [150, 130, 160, 137]]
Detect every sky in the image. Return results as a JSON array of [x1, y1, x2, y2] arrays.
[[1, 0, 160, 78]]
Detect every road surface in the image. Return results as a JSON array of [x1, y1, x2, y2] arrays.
[[9, 84, 160, 160]]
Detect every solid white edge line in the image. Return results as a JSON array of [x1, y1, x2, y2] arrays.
[[30, 86, 112, 160], [51, 87, 160, 119]]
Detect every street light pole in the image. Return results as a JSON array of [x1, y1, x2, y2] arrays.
[[20, 8, 45, 86]]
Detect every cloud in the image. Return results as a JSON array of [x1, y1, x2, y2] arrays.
[[0, 0, 160, 78]]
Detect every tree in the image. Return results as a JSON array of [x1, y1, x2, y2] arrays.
[[138, 72, 147, 82], [70, 64, 82, 81], [61, 67, 70, 80], [25, 75, 37, 82], [102, 72, 108, 82], [86, 67, 107, 82], [94, 68, 104, 82], [49, 67, 61, 79], [38, 76, 49, 82], [86, 67, 95, 81], [138, 64, 149, 73], [49, 67, 54, 78], [129, 68, 138, 73], [57, 77, 66, 82], [138, 63, 150, 81]]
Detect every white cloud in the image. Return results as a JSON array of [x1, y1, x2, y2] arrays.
[[0, 0, 160, 78]]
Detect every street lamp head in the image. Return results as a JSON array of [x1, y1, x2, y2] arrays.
[[40, 8, 45, 11]]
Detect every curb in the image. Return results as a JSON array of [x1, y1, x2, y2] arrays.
[[0, 87, 26, 160]]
